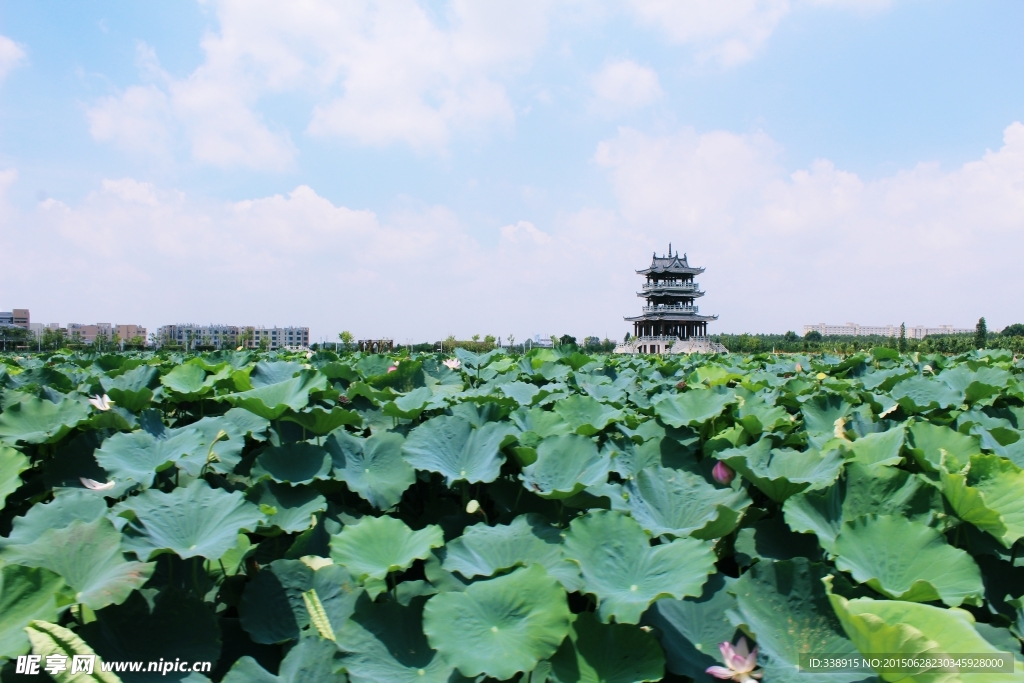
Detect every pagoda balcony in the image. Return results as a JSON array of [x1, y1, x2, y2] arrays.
[[641, 304, 699, 314], [642, 281, 699, 291]]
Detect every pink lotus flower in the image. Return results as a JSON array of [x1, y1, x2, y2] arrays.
[[443, 358, 461, 370], [707, 638, 762, 683], [387, 365, 397, 373], [712, 461, 735, 485]]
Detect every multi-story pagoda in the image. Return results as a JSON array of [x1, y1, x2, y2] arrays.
[[620, 245, 725, 354]]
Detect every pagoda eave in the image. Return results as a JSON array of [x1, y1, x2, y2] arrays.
[[624, 314, 718, 323], [637, 291, 705, 298], [635, 266, 705, 276]]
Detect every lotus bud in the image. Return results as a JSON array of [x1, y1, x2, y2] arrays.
[[466, 499, 481, 514], [388, 365, 397, 373], [816, 372, 827, 380], [712, 461, 735, 485], [794, 363, 802, 373]]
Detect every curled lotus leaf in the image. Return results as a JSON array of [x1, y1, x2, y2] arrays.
[[0, 444, 29, 507], [833, 514, 983, 606], [222, 369, 328, 420], [553, 394, 623, 435]]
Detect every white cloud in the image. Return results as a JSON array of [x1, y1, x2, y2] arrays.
[[594, 122, 1024, 332], [0, 35, 26, 82], [590, 60, 663, 111], [87, 0, 548, 165], [627, 0, 791, 66]]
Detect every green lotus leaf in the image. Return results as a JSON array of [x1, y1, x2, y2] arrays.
[[553, 395, 623, 435], [848, 425, 905, 466], [25, 620, 121, 683], [239, 559, 361, 644], [325, 431, 415, 509], [0, 518, 153, 610], [330, 515, 443, 581], [0, 397, 90, 444], [250, 360, 305, 387], [833, 514, 982, 606], [101, 364, 160, 412], [78, 588, 221, 675], [252, 442, 333, 484], [246, 481, 326, 533], [336, 594, 455, 683], [187, 414, 248, 474], [223, 406, 271, 440], [563, 510, 715, 624], [511, 406, 574, 438], [730, 559, 864, 683], [423, 564, 571, 679], [654, 387, 736, 428], [223, 637, 346, 683], [223, 369, 328, 420], [642, 573, 738, 682], [737, 394, 794, 436], [784, 462, 941, 555], [115, 480, 265, 561], [827, 584, 1024, 682], [941, 453, 1024, 548], [907, 420, 981, 472], [800, 394, 853, 440], [521, 433, 611, 499], [442, 514, 582, 591], [940, 365, 1013, 404], [94, 426, 208, 487], [160, 363, 211, 398], [0, 565, 67, 660], [502, 381, 542, 407], [282, 405, 362, 436], [733, 515, 822, 567], [0, 489, 107, 547], [549, 611, 665, 683], [606, 432, 700, 478], [719, 437, 844, 502], [402, 415, 518, 485], [381, 386, 434, 420], [0, 445, 29, 508], [892, 375, 964, 413], [623, 465, 750, 539]]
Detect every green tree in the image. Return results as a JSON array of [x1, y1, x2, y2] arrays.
[[805, 330, 822, 341], [559, 334, 577, 346], [975, 317, 987, 349], [784, 331, 797, 342], [1001, 323, 1024, 337], [898, 323, 906, 353], [484, 334, 496, 345], [339, 330, 354, 352]]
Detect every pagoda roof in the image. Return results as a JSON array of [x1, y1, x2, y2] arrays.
[[624, 312, 718, 323], [636, 248, 705, 276]]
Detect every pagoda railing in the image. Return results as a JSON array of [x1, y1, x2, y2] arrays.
[[641, 305, 699, 314], [642, 281, 699, 290], [633, 335, 714, 342]]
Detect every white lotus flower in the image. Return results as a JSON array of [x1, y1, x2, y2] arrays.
[[88, 394, 114, 411], [466, 499, 481, 514], [80, 477, 115, 491], [443, 358, 461, 370]]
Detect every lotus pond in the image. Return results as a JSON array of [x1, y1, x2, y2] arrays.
[[1, 346, 1023, 682]]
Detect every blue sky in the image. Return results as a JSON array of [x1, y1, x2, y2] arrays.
[[1, 1, 1022, 343]]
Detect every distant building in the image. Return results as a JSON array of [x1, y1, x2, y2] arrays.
[[803, 323, 973, 339], [156, 323, 309, 350], [66, 322, 147, 345], [0, 309, 29, 329]]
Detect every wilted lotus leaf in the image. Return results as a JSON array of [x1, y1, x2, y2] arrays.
[[423, 564, 571, 679]]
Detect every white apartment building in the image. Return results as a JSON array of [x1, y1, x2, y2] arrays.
[[157, 324, 310, 350], [803, 323, 973, 339]]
